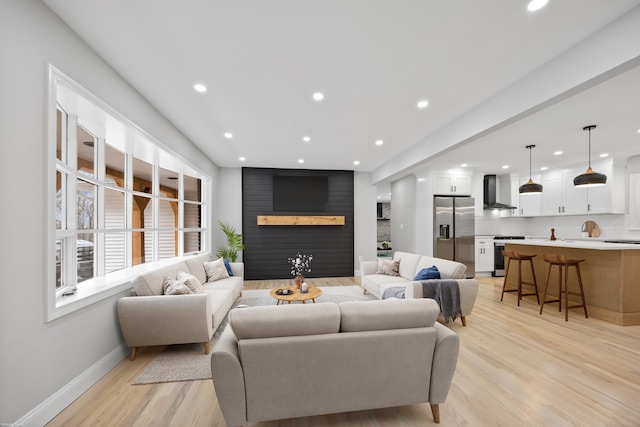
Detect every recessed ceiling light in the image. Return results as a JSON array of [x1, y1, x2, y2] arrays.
[[312, 92, 324, 101], [377, 196, 381, 199], [541, 166, 548, 171], [417, 100, 429, 109], [303, 136, 311, 142], [194, 83, 207, 93], [502, 165, 509, 169], [461, 163, 468, 167], [554, 150, 563, 155], [375, 140, 383, 146], [298, 159, 304, 164], [353, 160, 360, 165], [600, 153, 609, 158], [239, 157, 245, 162], [418, 178, 425, 182], [224, 132, 233, 139], [527, 0, 548, 12]]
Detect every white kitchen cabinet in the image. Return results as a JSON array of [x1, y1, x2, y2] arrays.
[[540, 160, 625, 216], [475, 237, 495, 272], [585, 161, 626, 214], [434, 174, 472, 195], [541, 173, 563, 215], [518, 174, 541, 217], [562, 172, 588, 215]]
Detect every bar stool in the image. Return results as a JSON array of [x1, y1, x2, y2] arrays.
[[501, 250, 540, 306], [540, 254, 588, 321]]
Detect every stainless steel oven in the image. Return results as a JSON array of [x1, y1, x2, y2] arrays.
[[493, 236, 525, 277]]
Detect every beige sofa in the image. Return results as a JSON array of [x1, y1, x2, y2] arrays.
[[117, 253, 243, 360], [360, 251, 478, 326], [211, 298, 459, 426]]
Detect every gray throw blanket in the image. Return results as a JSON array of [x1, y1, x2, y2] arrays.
[[421, 280, 461, 323], [382, 287, 406, 300]]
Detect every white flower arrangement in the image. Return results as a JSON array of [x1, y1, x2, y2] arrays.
[[288, 252, 313, 276]]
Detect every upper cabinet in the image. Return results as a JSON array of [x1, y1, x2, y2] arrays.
[[503, 159, 626, 217], [434, 174, 472, 195], [540, 159, 625, 216]]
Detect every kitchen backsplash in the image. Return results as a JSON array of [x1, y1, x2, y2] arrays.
[[476, 213, 640, 240]]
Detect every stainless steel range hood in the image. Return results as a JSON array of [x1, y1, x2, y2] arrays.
[[483, 175, 517, 210]]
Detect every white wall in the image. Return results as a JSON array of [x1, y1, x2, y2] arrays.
[[354, 172, 378, 274], [0, 1, 217, 424], [390, 175, 417, 253], [216, 168, 243, 261]]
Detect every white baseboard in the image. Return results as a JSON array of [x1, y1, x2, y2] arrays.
[[15, 344, 129, 427]]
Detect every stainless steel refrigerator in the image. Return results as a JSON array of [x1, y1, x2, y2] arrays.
[[434, 196, 475, 278]]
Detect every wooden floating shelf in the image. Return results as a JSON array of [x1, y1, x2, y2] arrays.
[[257, 215, 345, 226]]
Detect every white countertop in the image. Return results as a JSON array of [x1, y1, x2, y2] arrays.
[[497, 238, 640, 250]]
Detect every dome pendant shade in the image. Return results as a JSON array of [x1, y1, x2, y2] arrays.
[[574, 125, 607, 187], [519, 178, 543, 194], [574, 166, 607, 187], [519, 144, 543, 195]]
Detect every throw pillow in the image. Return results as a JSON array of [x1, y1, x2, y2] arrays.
[[204, 258, 230, 282], [223, 258, 234, 276], [414, 265, 441, 280], [163, 276, 193, 295], [177, 270, 204, 294], [376, 259, 400, 276]]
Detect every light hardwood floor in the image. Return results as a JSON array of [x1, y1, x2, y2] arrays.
[[47, 276, 640, 426]]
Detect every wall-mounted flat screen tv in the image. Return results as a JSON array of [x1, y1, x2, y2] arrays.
[[273, 175, 329, 212]]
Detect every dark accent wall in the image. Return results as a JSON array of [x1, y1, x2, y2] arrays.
[[242, 168, 354, 280]]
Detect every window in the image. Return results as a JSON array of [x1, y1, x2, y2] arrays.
[[47, 65, 210, 321]]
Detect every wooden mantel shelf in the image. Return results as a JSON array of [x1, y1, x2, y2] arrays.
[[257, 215, 345, 226]]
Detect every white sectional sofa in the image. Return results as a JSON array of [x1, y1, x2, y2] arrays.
[[117, 253, 243, 360], [211, 298, 459, 425], [360, 251, 478, 326]]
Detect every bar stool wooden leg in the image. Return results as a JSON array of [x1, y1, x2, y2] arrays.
[[517, 258, 523, 306], [574, 263, 588, 319], [564, 264, 570, 321], [501, 256, 511, 302], [539, 261, 552, 315], [528, 257, 540, 304]]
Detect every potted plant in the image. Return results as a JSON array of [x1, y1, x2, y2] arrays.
[[215, 221, 246, 262]]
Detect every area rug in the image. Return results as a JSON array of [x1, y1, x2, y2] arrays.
[[132, 285, 375, 385]]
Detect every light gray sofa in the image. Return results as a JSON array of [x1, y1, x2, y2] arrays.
[[211, 298, 459, 425], [360, 251, 478, 326], [117, 253, 243, 360]]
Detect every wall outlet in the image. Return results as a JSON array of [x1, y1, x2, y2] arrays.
[[358, 256, 363, 262]]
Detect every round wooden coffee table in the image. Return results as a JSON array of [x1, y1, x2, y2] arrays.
[[270, 285, 322, 305]]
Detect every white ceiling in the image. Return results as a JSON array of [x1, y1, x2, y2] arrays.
[[42, 0, 640, 199]]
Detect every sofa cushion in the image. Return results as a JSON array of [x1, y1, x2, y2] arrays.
[[339, 299, 440, 332], [415, 256, 466, 279], [177, 270, 204, 294], [163, 276, 193, 295], [183, 253, 211, 284], [414, 266, 441, 280], [223, 259, 233, 276], [230, 303, 341, 340], [393, 252, 422, 280], [204, 258, 230, 282], [131, 261, 190, 296], [376, 259, 400, 276]]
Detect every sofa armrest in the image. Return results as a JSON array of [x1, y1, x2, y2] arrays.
[[117, 293, 213, 347], [229, 262, 244, 278], [360, 260, 378, 276], [211, 327, 247, 427], [429, 322, 460, 404]]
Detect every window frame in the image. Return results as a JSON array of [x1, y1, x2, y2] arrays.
[[46, 65, 210, 321]]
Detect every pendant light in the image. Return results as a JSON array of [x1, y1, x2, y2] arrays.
[[519, 144, 543, 194], [574, 125, 607, 187]]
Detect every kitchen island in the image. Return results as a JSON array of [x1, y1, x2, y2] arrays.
[[500, 239, 640, 326]]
